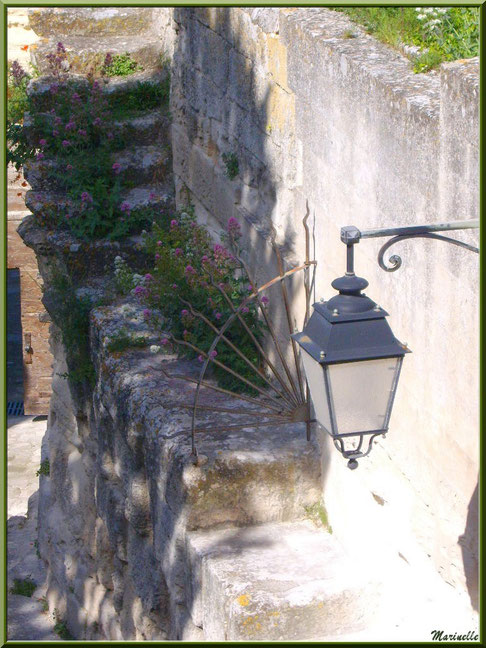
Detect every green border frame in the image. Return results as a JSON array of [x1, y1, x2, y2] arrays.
[[1, 1, 483, 645]]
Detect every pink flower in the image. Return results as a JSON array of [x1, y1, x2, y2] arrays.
[[81, 191, 93, 203], [134, 285, 147, 296], [157, 240, 162, 247], [247, 284, 254, 293], [198, 355, 204, 362], [112, 163, 121, 174], [162, 337, 169, 346], [185, 265, 195, 275], [77, 128, 87, 137], [143, 309, 151, 319], [261, 296, 269, 305], [62, 139, 70, 147], [174, 248, 183, 257], [241, 306, 249, 314], [155, 253, 160, 260], [39, 138, 47, 147], [215, 312, 222, 320], [227, 216, 241, 237], [120, 202, 131, 212], [36, 152, 45, 161], [65, 121, 75, 131], [209, 350, 218, 359], [201, 255, 209, 263], [52, 129, 59, 136], [144, 273, 153, 281], [149, 192, 157, 200], [93, 117, 101, 126], [171, 283, 178, 290], [54, 116, 62, 125], [181, 309, 189, 317], [66, 164, 73, 171], [170, 219, 178, 228]]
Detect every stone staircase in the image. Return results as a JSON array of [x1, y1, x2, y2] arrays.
[[29, 7, 165, 74], [24, 7, 175, 228], [20, 8, 382, 642]]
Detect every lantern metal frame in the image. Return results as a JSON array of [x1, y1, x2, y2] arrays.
[[294, 217, 479, 468]]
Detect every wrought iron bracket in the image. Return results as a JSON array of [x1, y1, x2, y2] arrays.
[[341, 220, 479, 273]]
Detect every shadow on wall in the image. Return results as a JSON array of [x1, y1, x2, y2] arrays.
[[458, 480, 478, 611], [171, 6, 314, 383]]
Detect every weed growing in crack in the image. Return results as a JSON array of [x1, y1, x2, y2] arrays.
[[10, 578, 37, 597], [222, 152, 239, 180], [101, 51, 143, 77], [36, 459, 50, 477]]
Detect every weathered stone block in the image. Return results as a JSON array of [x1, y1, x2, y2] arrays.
[[186, 521, 380, 640], [31, 36, 164, 75], [29, 7, 156, 38]]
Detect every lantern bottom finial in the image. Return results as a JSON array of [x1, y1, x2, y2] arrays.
[[347, 458, 359, 470]]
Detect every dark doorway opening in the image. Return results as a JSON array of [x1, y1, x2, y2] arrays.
[[7, 268, 24, 411]]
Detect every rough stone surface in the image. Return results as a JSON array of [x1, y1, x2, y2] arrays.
[[28, 7, 157, 38], [31, 35, 165, 75], [187, 521, 380, 641]]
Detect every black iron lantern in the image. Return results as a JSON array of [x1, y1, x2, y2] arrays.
[[293, 232, 410, 468]]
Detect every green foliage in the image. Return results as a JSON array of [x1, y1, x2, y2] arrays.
[[10, 578, 37, 597], [53, 610, 73, 640], [7, 61, 36, 169], [305, 502, 333, 534], [34, 539, 41, 559], [50, 273, 95, 387], [102, 52, 143, 77], [335, 6, 479, 72], [137, 210, 267, 393], [108, 78, 170, 118], [39, 596, 49, 612], [222, 152, 239, 180], [107, 330, 148, 352], [36, 458, 50, 477]]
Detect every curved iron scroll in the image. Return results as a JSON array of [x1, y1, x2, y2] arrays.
[[378, 232, 479, 272]]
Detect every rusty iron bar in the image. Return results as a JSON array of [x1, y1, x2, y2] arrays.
[[178, 297, 297, 409], [180, 340, 288, 409], [303, 205, 312, 328], [163, 402, 290, 417], [190, 419, 297, 434], [209, 277, 300, 407], [159, 368, 284, 413], [234, 252, 305, 405], [270, 226, 306, 403]]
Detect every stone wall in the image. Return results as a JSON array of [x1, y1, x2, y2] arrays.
[[169, 7, 479, 609]]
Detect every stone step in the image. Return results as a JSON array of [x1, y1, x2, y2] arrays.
[[185, 521, 380, 641], [31, 35, 165, 76], [26, 70, 168, 113], [24, 108, 170, 149], [24, 182, 174, 223], [24, 145, 172, 191], [29, 7, 157, 39]]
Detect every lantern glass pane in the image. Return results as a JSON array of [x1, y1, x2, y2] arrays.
[[327, 357, 400, 434], [301, 350, 332, 434]]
